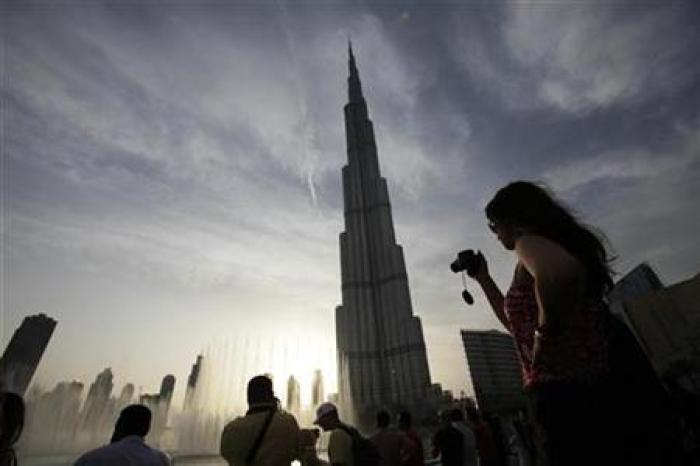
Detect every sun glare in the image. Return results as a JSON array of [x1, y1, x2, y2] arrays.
[[196, 330, 336, 414]]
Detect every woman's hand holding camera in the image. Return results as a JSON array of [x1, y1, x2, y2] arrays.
[[452, 249, 510, 328], [466, 250, 490, 284]]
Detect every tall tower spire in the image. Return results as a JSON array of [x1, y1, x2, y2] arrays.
[[347, 39, 364, 103], [335, 45, 433, 425]]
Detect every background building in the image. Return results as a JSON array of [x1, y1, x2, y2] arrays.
[[23, 380, 84, 454], [608, 263, 665, 343], [79, 367, 114, 442], [0, 313, 57, 394], [461, 329, 525, 414], [116, 383, 135, 411], [610, 267, 700, 392], [139, 374, 176, 445], [286, 375, 301, 416], [160, 374, 176, 406], [608, 263, 665, 303], [183, 355, 203, 410], [335, 44, 435, 423], [312, 369, 324, 407]]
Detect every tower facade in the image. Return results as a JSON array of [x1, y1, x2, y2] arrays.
[[336, 44, 432, 418], [0, 313, 57, 394]]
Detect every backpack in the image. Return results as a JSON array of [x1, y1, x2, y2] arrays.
[[337, 424, 382, 466]]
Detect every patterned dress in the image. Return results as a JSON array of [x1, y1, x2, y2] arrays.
[[503, 275, 609, 388]]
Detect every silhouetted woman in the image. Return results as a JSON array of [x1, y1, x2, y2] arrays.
[[0, 392, 25, 466], [467, 181, 681, 466]]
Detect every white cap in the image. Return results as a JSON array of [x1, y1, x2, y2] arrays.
[[313, 402, 338, 424]]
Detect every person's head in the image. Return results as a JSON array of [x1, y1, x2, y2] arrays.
[[110, 404, 151, 443], [313, 402, 340, 432], [449, 408, 464, 423], [440, 410, 455, 423], [398, 411, 412, 431], [300, 427, 320, 451], [376, 410, 391, 429], [247, 375, 275, 407], [485, 181, 614, 297], [0, 392, 25, 448], [465, 406, 480, 423]]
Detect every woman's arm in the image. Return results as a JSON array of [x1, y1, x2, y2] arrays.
[[476, 275, 509, 331], [468, 252, 510, 331]]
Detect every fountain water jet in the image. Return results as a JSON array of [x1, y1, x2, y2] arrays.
[[20, 331, 335, 462]]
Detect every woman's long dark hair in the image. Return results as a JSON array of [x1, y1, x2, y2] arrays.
[[485, 181, 615, 299]]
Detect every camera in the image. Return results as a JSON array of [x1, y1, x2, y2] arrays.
[[450, 249, 483, 306], [450, 249, 481, 275]]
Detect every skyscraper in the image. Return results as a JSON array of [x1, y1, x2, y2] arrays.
[[80, 367, 114, 433], [461, 330, 525, 414], [138, 374, 176, 444], [183, 355, 202, 410], [23, 380, 84, 452], [117, 383, 135, 410], [312, 369, 324, 407], [286, 375, 301, 415], [160, 374, 176, 407], [335, 43, 433, 418], [0, 313, 57, 394]]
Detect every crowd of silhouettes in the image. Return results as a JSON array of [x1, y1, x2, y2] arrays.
[[0, 380, 532, 466], [216, 374, 530, 466], [214, 374, 528, 466]]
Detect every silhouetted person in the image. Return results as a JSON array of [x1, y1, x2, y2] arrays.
[[0, 392, 24, 466], [314, 402, 354, 466], [75, 404, 169, 466], [465, 180, 682, 466], [450, 408, 478, 466], [432, 410, 463, 466], [299, 428, 323, 466], [665, 379, 700, 462], [398, 411, 424, 466], [465, 407, 498, 466], [220, 375, 301, 466], [483, 413, 508, 466], [315, 402, 380, 466], [370, 410, 402, 466], [510, 412, 537, 466]]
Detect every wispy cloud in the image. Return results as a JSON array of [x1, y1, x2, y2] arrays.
[[543, 125, 700, 192], [449, 2, 699, 113]]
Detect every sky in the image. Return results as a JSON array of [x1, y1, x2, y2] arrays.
[[2, 0, 699, 409]]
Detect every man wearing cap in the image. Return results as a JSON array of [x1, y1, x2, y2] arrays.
[[314, 402, 354, 466], [220, 375, 301, 466]]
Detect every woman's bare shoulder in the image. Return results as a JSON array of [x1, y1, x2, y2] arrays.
[[515, 234, 583, 277]]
